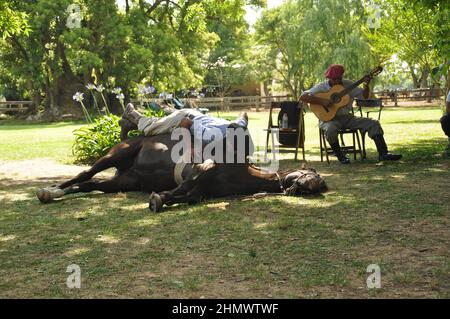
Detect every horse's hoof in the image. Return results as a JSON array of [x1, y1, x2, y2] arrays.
[[36, 187, 64, 204], [36, 188, 52, 204], [149, 192, 163, 213]]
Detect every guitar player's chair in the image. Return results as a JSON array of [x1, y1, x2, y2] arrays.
[[264, 101, 305, 161], [355, 98, 384, 120], [319, 126, 364, 164], [355, 98, 384, 158]]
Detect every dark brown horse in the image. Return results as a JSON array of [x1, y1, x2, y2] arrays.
[[36, 121, 327, 210]]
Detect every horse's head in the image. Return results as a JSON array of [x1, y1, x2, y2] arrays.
[[282, 168, 328, 196]]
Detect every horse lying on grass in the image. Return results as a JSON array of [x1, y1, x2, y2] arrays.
[[36, 124, 328, 211]]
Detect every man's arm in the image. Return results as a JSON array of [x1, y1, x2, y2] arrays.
[[362, 76, 371, 99], [179, 118, 193, 130], [299, 92, 330, 107]]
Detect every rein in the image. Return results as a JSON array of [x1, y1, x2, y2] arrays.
[[275, 172, 286, 195]]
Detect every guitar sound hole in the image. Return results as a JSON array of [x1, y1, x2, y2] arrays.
[[331, 94, 341, 103]]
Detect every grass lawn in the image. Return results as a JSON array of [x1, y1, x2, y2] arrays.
[[0, 105, 449, 298]]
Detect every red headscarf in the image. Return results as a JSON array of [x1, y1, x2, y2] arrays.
[[324, 64, 345, 79]]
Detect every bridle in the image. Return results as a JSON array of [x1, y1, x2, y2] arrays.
[[278, 170, 325, 196]]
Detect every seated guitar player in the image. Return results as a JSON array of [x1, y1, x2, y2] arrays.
[[300, 64, 402, 164]]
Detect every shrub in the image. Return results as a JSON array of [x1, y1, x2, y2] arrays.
[[72, 115, 122, 164]]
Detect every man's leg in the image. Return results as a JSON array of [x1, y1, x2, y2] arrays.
[[124, 103, 158, 135], [320, 118, 349, 164], [441, 114, 450, 153], [124, 103, 144, 124], [344, 115, 402, 161], [232, 112, 248, 128]]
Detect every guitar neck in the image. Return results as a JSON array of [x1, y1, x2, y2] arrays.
[[337, 77, 366, 97]]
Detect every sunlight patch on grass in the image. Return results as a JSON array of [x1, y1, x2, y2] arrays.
[[95, 234, 120, 244], [0, 191, 32, 202], [120, 203, 149, 212], [206, 202, 230, 211], [135, 237, 151, 245], [0, 234, 17, 242], [425, 167, 448, 173], [253, 222, 269, 229], [391, 174, 406, 179], [63, 247, 91, 257], [131, 217, 162, 227]]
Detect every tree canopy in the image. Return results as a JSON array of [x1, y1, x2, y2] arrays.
[[0, 0, 448, 117]]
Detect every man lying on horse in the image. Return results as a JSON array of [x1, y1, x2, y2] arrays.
[[121, 103, 252, 164]]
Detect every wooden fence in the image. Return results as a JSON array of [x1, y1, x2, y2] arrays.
[[374, 88, 444, 106], [131, 95, 293, 111], [0, 101, 33, 113]]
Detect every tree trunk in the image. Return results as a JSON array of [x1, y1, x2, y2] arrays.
[[419, 65, 430, 88], [49, 41, 85, 118], [409, 66, 419, 88], [263, 80, 270, 96], [23, 79, 41, 115]]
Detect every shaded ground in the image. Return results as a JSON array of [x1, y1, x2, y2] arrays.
[[1, 106, 449, 298], [0, 156, 449, 298]]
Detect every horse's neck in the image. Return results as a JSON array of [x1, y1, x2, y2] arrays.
[[246, 165, 283, 193]]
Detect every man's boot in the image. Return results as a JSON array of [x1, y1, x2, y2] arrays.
[[124, 103, 144, 125], [330, 142, 350, 164], [118, 116, 138, 141], [373, 134, 402, 161]]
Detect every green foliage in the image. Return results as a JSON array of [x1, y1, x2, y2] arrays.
[[253, 0, 372, 98], [363, 0, 444, 88], [203, 0, 260, 96], [0, 0, 30, 38], [72, 115, 122, 164], [0, 0, 251, 113]]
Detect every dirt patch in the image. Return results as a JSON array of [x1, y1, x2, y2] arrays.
[[0, 158, 114, 187]]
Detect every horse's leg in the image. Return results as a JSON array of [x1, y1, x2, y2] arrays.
[[37, 140, 142, 204], [37, 170, 140, 203], [149, 160, 218, 212], [65, 170, 140, 194], [149, 185, 203, 212], [58, 141, 141, 190]]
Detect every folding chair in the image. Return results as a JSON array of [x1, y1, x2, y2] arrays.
[[264, 101, 306, 161]]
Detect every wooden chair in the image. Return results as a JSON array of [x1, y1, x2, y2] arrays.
[[355, 98, 384, 120], [264, 101, 305, 161], [355, 98, 384, 158], [319, 127, 363, 164]]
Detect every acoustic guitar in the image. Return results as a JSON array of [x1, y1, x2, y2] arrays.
[[309, 66, 383, 122]]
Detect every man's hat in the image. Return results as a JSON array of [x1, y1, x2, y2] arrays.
[[324, 64, 345, 79]]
